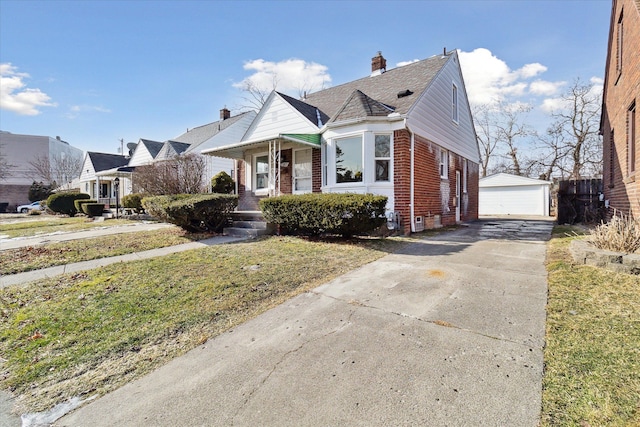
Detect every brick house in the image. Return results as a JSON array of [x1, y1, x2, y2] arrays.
[[601, 0, 640, 217], [204, 51, 480, 234]]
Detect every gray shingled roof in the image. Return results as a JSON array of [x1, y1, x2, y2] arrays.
[[331, 90, 395, 123], [173, 111, 253, 149], [304, 53, 450, 119], [278, 92, 330, 127], [87, 152, 129, 172], [139, 139, 164, 158], [157, 140, 190, 160]]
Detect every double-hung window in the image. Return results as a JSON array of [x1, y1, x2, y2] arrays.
[[336, 136, 363, 183], [374, 134, 391, 182], [255, 154, 269, 191], [440, 149, 449, 179], [293, 148, 312, 193]]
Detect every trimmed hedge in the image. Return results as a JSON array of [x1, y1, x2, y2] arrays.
[[74, 199, 96, 213], [83, 203, 105, 217], [122, 193, 146, 213], [47, 193, 90, 216], [142, 193, 238, 232], [259, 193, 388, 237]]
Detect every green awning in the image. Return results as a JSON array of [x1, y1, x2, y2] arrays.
[[280, 133, 321, 146]]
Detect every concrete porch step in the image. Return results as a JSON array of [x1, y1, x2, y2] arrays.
[[224, 211, 275, 237]]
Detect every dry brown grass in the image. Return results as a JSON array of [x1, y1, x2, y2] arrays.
[[589, 210, 640, 253]]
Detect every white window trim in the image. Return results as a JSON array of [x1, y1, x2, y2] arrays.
[[253, 152, 270, 196], [463, 159, 468, 193], [440, 149, 449, 179], [374, 133, 393, 182]]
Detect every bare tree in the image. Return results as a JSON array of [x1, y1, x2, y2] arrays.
[[551, 79, 602, 179], [237, 75, 279, 110], [29, 152, 83, 187], [473, 104, 501, 177], [132, 153, 206, 195], [473, 101, 533, 176]]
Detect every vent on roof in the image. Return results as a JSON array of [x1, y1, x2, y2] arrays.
[[397, 90, 414, 98]]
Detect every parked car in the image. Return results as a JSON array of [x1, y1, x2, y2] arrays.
[[16, 201, 45, 213]]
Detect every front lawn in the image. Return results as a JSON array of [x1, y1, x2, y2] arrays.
[[0, 235, 404, 413], [541, 228, 640, 426], [0, 217, 136, 238], [0, 228, 212, 274]]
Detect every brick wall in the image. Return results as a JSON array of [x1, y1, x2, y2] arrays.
[[394, 131, 479, 234], [312, 148, 322, 192], [602, 0, 640, 218], [0, 184, 31, 211]]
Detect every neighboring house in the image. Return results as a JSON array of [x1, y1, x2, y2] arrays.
[[78, 152, 129, 206], [127, 139, 164, 166], [203, 51, 480, 234], [0, 131, 84, 208], [601, 0, 640, 218], [92, 109, 256, 201], [479, 173, 551, 216], [176, 109, 257, 190]]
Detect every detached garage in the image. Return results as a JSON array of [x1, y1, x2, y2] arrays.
[[479, 173, 551, 216]]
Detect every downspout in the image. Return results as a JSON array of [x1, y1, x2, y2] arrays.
[[410, 131, 415, 233]]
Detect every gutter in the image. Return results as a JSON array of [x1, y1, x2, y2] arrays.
[[410, 130, 415, 233]]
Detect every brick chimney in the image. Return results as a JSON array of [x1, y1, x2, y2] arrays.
[[371, 51, 386, 76], [220, 107, 231, 120]]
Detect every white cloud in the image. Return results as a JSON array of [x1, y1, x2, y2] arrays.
[[397, 59, 419, 67], [66, 104, 111, 119], [458, 48, 562, 107], [0, 63, 56, 115], [517, 63, 547, 79], [530, 79, 566, 96], [233, 58, 331, 95]]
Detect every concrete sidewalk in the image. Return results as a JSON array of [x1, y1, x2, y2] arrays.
[[55, 218, 553, 427], [0, 221, 175, 251], [0, 234, 246, 288]]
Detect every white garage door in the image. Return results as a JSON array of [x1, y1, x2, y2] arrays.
[[479, 186, 545, 216]]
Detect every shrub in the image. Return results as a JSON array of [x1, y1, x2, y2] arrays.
[[122, 193, 146, 213], [589, 210, 640, 253], [142, 193, 238, 232], [259, 193, 388, 237], [47, 193, 90, 216], [74, 199, 96, 214], [83, 203, 106, 218], [28, 181, 56, 202], [211, 171, 235, 194]]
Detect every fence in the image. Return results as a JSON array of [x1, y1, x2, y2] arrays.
[[556, 178, 604, 224]]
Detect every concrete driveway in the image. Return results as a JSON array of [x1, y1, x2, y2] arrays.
[[57, 217, 554, 427]]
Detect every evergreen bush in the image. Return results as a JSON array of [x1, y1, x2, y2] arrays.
[[211, 171, 235, 194], [47, 193, 90, 216], [259, 193, 387, 237], [122, 193, 146, 213], [83, 203, 106, 217], [142, 193, 237, 232]]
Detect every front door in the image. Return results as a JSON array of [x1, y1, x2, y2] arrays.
[[455, 170, 461, 223], [293, 148, 312, 193]]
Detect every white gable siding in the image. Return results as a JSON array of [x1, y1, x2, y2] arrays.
[[244, 94, 318, 142], [195, 112, 256, 153], [79, 156, 95, 181], [406, 54, 479, 162], [128, 145, 154, 166]]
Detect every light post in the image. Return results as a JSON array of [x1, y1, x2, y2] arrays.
[[114, 177, 120, 219]]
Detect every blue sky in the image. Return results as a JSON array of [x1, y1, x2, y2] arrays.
[[1, 0, 610, 155]]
